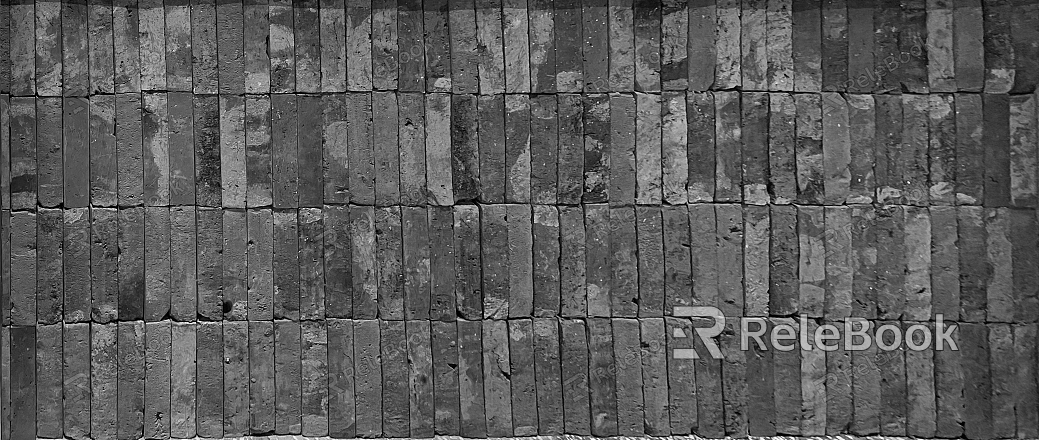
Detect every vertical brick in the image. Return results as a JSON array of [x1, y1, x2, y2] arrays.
[[686, 93, 716, 202], [424, 0, 450, 91], [36, 324, 62, 438], [247, 209, 273, 321], [955, 93, 983, 204], [299, 208, 325, 320], [846, 94, 875, 203], [714, 0, 740, 89], [324, 206, 352, 318], [482, 320, 513, 436], [169, 207, 196, 321], [431, 320, 459, 434], [791, 0, 821, 91], [614, 318, 643, 436], [90, 209, 120, 323], [741, 0, 766, 90], [301, 321, 329, 436], [11, 326, 36, 439], [37, 97, 62, 208], [560, 319, 590, 434], [560, 206, 587, 317], [170, 323, 196, 437], [429, 206, 456, 320], [215, 96, 245, 208], [407, 320, 435, 437], [399, 93, 427, 205], [248, 321, 275, 434], [508, 319, 537, 435], [532, 205, 560, 316], [144, 321, 172, 439], [245, 95, 273, 207], [688, 0, 716, 90], [223, 321, 249, 436], [458, 319, 487, 437], [327, 319, 355, 437], [507, 204, 533, 317], [64, 323, 91, 439], [116, 208, 144, 321], [558, 94, 584, 204], [293, 0, 319, 92], [398, 0, 424, 91], [714, 91, 741, 202], [498, 0, 529, 92], [376, 206, 404, 320], [608, 0, 634, 91], [274, 320, 301, 434], [222, 209, 248, 320]]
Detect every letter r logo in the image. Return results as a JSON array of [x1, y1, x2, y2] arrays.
[[672, 306, 725, 360]]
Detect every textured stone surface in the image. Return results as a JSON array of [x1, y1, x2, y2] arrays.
[[64, 323, 91, 439], [407, 320, 435, 437], [587, 317, 617, 436], [560, 318, 590, 434], [532, 205, 560, 316], [457, 319, 486, 437], [36, 208, 61, 324], [741, 0, 767, 90], [36, 323, 62, 438], [300, 322, 329, 436], [771, 317, 801, 435], [934, 319, 964, 438], [770, 205, 798, 315], [36, 98, 62, 207], [6, 4, 1039, 439], [376, 206, 404, 319], [825, 206, 853, 319], [613, 318, 643, 436], [249, 321, 275, 434], [482, 319, 513, 436], [508, 319, 538, 435], [742, 92, 769, 205], [687, 92, 715, 202], [798, 205, 826, 318], [92, 208, 119, 323], [533, 318, 563, 434], [792, 0, 821, 91], [328, 319, 356, 438], [381, 320, 408, 437], [482, 204, 509, 318], [984, 94, 1011, 207], [354, 319, 382, 437], [374, 92, 401, 205], [429, 207, 456, 320], [424, 0, 451, 92], [11, 326, 36, 439], [663, 205, 693, 314], [665, 317, 695, 435], [637, 206, 665, 316], [245, 95, 272, 207], [224, 321, 250, 436], [801, 319, 826, 435], [560, 206, 587, 317], [584, 94, 610, 203], [714, 91, 741, 202], [746, 318, 775, 436], [929, 94, 956, 205], [196, 321, 224, 437], [144, 321, 171, 439]]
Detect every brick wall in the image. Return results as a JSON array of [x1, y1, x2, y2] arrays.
[[1, 0, 1038, 438]]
